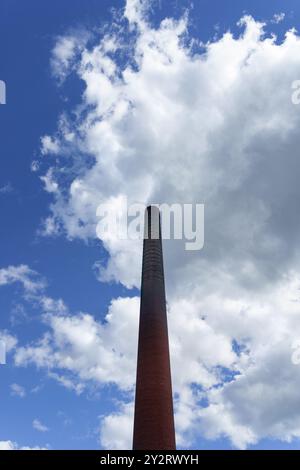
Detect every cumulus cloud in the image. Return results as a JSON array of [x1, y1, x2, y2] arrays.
[[15, 297, 140, 393], [39, 7, 300, 292], [31, 0, 300, 448], [99, 402, 134, 450], [14, 286, 240, 447], [11, 268, 300, 447]]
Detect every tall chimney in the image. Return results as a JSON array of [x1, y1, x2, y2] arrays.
[[132, 206, 176, 450]]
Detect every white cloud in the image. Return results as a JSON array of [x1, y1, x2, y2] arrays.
[[38, 9, 300, 291], [0, 440, 48, 450], [31, 160, 40, 172], [40, 136, 60, 156], [39, 296, 68, 315], [33, 419, 49, 433], [15, 297, 140, 392], [51, 33, 89, 83], [124, 0, 148, 27], [13, 271, 300, 448], [14, 288, 239, 447], [272, 13, 285, 24], [38, 216, 61, 237], [0, 330, 17, 353], [0, 265, 45, 294], [40, 170, 59, 194], [31, 0, 300, 448], [0, 441, 16, 450], [10, 383, 26, 398], [19, 445, 48, 450], [99, 402, 134, 450]]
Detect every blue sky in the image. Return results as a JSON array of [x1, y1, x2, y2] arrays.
[[2, 0, 300, 450]]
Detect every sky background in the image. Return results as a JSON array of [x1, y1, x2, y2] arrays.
[[2, 0, 300, 450]]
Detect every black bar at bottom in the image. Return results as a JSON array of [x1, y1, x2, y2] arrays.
[[0, 450, 300, 466]]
